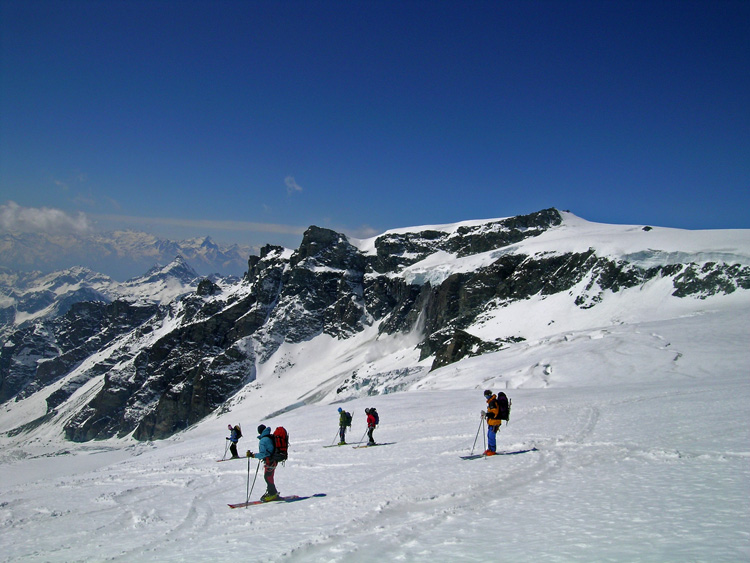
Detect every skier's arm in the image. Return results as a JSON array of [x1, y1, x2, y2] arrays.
[[252, 435, 274, 459]]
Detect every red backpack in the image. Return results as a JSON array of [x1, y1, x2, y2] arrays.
[[270, 427, 289, 463]]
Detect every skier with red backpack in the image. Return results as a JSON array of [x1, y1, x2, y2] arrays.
[[365, 408, 378, 445], [247, 424, 282, 502]]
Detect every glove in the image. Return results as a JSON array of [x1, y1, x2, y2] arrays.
[[481, 410, 486, 417], [246, 450, 253, 457], [226, 437, 229, 440]]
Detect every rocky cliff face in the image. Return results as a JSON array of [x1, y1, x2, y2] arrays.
[[2, 208, 748, 442], [0, 300, 159, 404]]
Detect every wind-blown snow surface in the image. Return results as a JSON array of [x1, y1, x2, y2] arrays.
[[1, 306, 748, 562]]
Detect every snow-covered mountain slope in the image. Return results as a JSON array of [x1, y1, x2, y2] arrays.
[[359, 210, 749, 286], [1, 208, 748, 446], [0, 307, 747, 561]]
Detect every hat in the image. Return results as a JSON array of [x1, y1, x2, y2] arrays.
[[338, 407, 342, 413], [228, 424, 233, 430], [484, 389, 492, 397], [257, 424, 267, 435]]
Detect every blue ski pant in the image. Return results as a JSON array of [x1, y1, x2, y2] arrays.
[[487, 425, 499, 452]]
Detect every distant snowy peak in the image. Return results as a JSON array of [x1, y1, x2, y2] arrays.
[[115, 256, 201, 305], [131, 255, 199, 284], [0, 256, 205, 337], [8, 265, 115, 295], [0, 230, 253, 280], [0, 266, 116, 331]]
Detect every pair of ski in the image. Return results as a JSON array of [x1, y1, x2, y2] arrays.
[[352, 442, 395, 449], [322, 441, 362, 448], [228, 493, 326, 508], [323, 441, 395, 449], [460, 447, 539, 460]]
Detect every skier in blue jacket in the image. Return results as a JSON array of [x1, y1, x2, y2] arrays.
[[247, 425, 278, 502]]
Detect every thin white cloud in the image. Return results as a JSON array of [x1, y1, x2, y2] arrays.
[[285, 176, 303, 195], [0, 201, 92, 234], [52, 172, 88, 193], [93, 213, 307, 236]]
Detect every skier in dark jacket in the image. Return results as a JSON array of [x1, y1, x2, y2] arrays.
[[247, 425, 278, 502], [337, 407, 351, 445], [227, 424, 241, 458]]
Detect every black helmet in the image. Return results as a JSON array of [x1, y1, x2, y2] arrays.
[[484, 389, 492, 397], [257, 424, 267, 435]]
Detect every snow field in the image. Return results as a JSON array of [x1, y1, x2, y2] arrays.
[[1, 307, 748, 561]]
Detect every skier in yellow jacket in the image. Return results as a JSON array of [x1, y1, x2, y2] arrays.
[[483, 390, 501, 455]]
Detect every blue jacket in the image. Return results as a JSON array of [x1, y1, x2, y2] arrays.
[[228, 427, 240, 443], [253, 427, 275, 460]]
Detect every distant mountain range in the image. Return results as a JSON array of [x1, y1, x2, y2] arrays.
[[0, 256, 235, 341], [0, 230, 253, 280], [0, 208, 748, 444]]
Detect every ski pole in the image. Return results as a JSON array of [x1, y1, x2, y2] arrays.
[[331, 429, 340, 446], [358, 428, 368, 445], [246, 457, 260, 507], [470, 414, 484, 455], [222, 439, 229, 461]]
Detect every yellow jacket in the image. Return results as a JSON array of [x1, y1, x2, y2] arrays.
[[486, 394, 502, 426]]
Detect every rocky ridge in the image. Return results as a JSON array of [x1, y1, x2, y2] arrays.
[[1, 208, 748, 442]]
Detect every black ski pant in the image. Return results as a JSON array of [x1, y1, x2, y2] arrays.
[[229, 441, 239, 458], [367, 426, 375, 444]]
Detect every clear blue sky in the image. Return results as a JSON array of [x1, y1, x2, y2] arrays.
[[1, 0, 748, 249]]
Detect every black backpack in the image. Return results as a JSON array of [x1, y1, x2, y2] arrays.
[[343, 411, 352, 427], [370, 408, 379, 425], [234, 425, 242, 439], [497, 393, 511, 422]]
